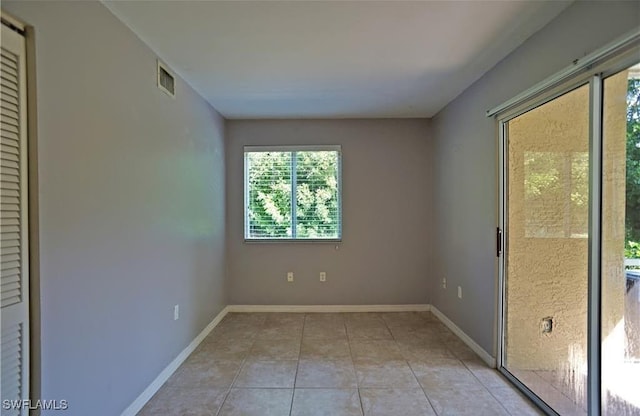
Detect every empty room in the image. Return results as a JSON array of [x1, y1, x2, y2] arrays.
[[0, 1, 639, 415]]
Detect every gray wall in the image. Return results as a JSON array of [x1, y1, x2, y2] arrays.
[[2, 2, 227, 415], [226, 119, 433, 305], [431, 0, 640, 355]]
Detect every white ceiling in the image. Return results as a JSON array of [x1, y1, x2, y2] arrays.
[[103, 1, 572, 119]]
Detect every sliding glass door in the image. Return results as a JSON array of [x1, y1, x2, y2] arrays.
[[503, 84, 590, 416], [601, 63, 640, 416], [497, 45, 640, 416]]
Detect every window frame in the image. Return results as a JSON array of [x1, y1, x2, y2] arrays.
[[243, 145, 343, 242]]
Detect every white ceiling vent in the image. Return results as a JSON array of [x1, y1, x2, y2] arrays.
[[157, 60, 175, 97]]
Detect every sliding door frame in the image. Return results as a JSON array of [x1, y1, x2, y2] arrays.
[[496, 77, 592, 416], [495, 36, 640, 416], [587, 73, 603, 416]]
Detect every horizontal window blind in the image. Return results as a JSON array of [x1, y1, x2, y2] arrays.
[[244, 147, 341, 240], [246, 151, 293, 238]]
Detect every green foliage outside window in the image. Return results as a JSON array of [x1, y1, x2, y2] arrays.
[[626, 79, 640, 259], [246, 150, 340, 239], [247, 152, 292, 238]]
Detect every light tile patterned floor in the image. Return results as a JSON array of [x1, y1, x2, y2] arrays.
[[139, 312, 543, 416]]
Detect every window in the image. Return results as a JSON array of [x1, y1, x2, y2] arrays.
[[244, 145, 342, 241]]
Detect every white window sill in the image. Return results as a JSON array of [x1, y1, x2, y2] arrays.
[[243, 238, 342, 244]]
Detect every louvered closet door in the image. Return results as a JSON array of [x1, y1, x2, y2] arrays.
[[1, 22, 29, 416]]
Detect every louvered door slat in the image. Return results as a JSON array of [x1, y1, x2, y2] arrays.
[[1, 152, 19, 163], [0, 85, 18, 104], [0, 173, 18, 184], [1, 70, 19, 86], [1, 271, 20, 284], [1, 165, 18, 176], [2, 373, 21, 391], [1, 55, 18, 70], [0, 145, 19, 157], [0, 327, 20, 346], [1, 212, 20, 221], [2, 368, 21, 385], [1, 108, 19, 123], [0, 145, 19, 158], [0, 192, 19, 203], [0, 93, 18, 106], [1, 244, 19, 253], [1, 359, 20, 374], [1, 225, 19, 234], [1, 280, 20, 291], [1, 289, 21, 307], [0, 218, 20, 227], [1, 22, 29, 416], [0, 188, 19, 197], [1, 254, 20, 264], [1, 323, 23, 413], [1, 195, 19, 205], [0, 244, 19, 254], [1, 114, 19, 129], [1, 55, 18, 69], [1, 233, 19, 242], [1, 206, 20, 215], [1, 241, 20, 250], [1, 202, 19, 211], [1, 216, 20, 226], [1, 282, 20, 295], [1, 123, 19, 137], [1, 139, 19, 152], [1, 99, 19, 115], [0, 71, 20, 87], [1, 261, 20, 271], [1, 101, 19, 116], [0, 65, 18, 81], [1, 232, 19, 241], [0, 49, 17, 65], [1, 96, 18, 111], [0, 81, 18, 97], [1, 180, 19, 189], [0, 162, 19, 172]]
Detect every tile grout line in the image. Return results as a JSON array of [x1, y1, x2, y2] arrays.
[[345, 316, 366, 416], [287, 313, 306, 416], [460, 356, 516, 416], [214, 314, 263, 416], [406, 361, 441, 416], [386, 312, 442, 416], [437, 312, 517, 416]]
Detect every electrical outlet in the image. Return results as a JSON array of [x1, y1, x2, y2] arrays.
[[541, 317, 553, 333], [442, 277, 447, 289], [287, 272, 294, 282], [174, 304, 179, 320], [457, 286, 462, 299], [320, 272, 326, 282]]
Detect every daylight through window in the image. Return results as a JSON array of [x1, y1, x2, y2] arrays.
[[244, 146, 342, 240]]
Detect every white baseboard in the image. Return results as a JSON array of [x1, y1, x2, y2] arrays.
[[430, 305, 496, 368], [120, 306, 230, 416], [227, 304, 431, 313]]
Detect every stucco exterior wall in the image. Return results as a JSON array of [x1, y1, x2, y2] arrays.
[[505, 72, 627, 375], [506, 85, 590, 371], [602, 70, 631, 372]]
